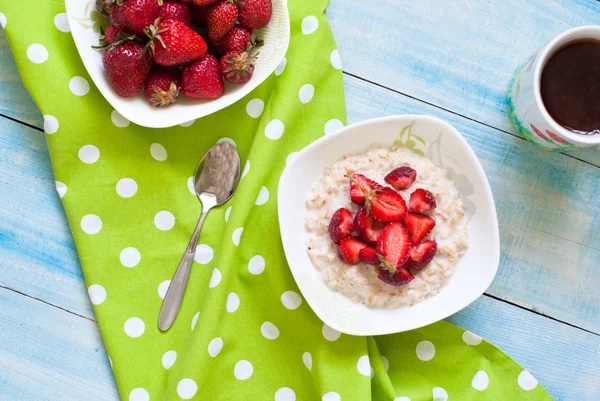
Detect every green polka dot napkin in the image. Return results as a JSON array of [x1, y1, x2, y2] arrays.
[[0, 0, 553, 400]]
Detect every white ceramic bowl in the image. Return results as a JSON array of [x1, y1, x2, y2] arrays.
[[65, 0, 290, 128], [278, 115, 500, 336]]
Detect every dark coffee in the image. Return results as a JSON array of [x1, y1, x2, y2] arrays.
[[540, 39, 600, 135]]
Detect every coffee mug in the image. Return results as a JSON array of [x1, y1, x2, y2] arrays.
[[507, 25, 600, 151]]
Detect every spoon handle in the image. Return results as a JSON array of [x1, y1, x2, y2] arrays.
[[158, 208, 209, 332]]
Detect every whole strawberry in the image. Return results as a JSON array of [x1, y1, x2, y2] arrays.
[[213, 25, 252, 55], [159, 1, 192, 26], [206, 0, 238, 41], [102, 41, 152, 97], [111, 0, 161, 36], [192, 0, 220, 5], [238, 0, 271, 29], [148, 18, 208, 66], [181, 54, 224, 99], [219, 49, 256, 84], [145, 68, 180, 107]]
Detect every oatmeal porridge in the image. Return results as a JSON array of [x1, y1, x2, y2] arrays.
[[305, 145, 469, 309]]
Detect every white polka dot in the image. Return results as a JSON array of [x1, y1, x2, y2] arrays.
[[191, 311, 200, 330], [88, 284, 106, 305], [381, 356, 389, 372], [302, 352, 312, 371], [177, 378, 198, 399], [158, 280, 170, 299], [120, 247, 141, 268], [432, 387, 448, 401], [0, 12, 6, 29], [69, 76, 90, 96], [322, 324, 341, 341], [247, 255, 265, 275], [162, 350, 177, 369], [208, 337, 223, 357], [78, 145, 100, 164], [43, 115, 59, 134], [55, 181, 67, 198], [194, 244, 214, 264], [111, 110, 130, 127], [81, 214, 102, 234], [274, 57, 286, 76], [124, 317, 145, 338], [275, 387, 296, 401], [116, 178, 138, 198], [187, 176, 196, 195], [265, 119, 284, 140], [357, 355, 371, 376], [255, 186, 269, 205], [225, 206, 232, 222], [179, 120, 195, 127], [301, 16, 319, 35], [286, 152, 299, 165], [129, 388, 149, 401], [54, 13, 70, 32], [416, 340, 435, 361], [234, 360, 253, 380], [150, 143, 167, 161], [27, 43, 48, 64], [299, 84, 314, 104], [242, 160, 250, 178], [330, 49, 342, 70], [154, 210, 175, 230], [217, 137, 236, 147], [324, 119, 344, 135], [281, 291, 302, 310], [394, 398, 410, 401], [261, 321, 279, 339], [232, 227, 243, 246], [226, 292, 240, 313], [518, 370, 538, 390], [246, 98, 264, 118], [472, 370, 489, 391], [462, 330, 483, 346], [209, 268, 221, 288], [322, 392, 340, 401]]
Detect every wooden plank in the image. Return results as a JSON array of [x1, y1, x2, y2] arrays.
[[327, 0, 600, 166]]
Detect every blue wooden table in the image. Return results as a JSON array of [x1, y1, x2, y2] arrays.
[[1, 1, 599, 400]]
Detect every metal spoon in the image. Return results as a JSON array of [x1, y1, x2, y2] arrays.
[[159, 141, 240, 332]]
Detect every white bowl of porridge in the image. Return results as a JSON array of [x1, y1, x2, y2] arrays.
[[278, 115, 499, 336]]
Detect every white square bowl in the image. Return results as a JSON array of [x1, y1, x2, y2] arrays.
[[65, 0, 290, 128], [278, 115, 500, 336]]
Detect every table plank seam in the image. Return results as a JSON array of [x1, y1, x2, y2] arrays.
[[0, 112, 43, 133]]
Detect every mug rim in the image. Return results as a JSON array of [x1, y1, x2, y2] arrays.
[[533, 25, 600, 145]]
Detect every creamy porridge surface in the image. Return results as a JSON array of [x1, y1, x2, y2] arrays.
[[305, 145, 469, 309]]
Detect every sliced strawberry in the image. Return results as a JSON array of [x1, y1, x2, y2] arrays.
[[377, 266, 414, 286], [349, 174, 382, 205], [368, 187, 408, 222], [328, 208, 354, 245], [338, 237, 368, 265], [404, 213, 436, 245], [376, 222, 410, 270], [354, 207, 386, 244], [359, 246, 380, 265], [385, 166, 416, 190], [409, 188, 436, 212], [406, 240, 437, 269]]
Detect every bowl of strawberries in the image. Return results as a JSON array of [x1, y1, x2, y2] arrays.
[[65, 0, 290, 128]]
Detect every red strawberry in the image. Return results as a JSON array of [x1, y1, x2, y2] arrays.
[[353, 207, 386, 244], [404, 213, 436, 245], [406, 240, 437, 269], [338, 237, 367, 265], [181, 54, 224, 99], [191, 4, 209, 26], [219, 50, 256, 84], [111, 0, 160, 36], [328, 208, 354, 245], [359, 247, 380, 265], [238, 0, 271, 29], [148, 19, 208, 66], [368, 187, 407, 222], [349, 174, 383, 205], [102, 41, 152, 97], [385, 166, 416, 190], [206, 0, 238, 41], [145, 68, 180, 107], [409, 189, 436, 212], [376, 222, 410, 270], [213, 25, 252, 55], [159, 1, 192, 26], [104, 25, 120, 45], [378, 267, 414, 286], [192, 0, 220, 5]]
